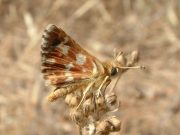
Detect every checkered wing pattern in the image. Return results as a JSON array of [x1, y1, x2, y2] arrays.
[[41, 24, 100, 87]]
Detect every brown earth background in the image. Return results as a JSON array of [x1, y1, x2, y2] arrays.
[[0, 0, 180, 135]]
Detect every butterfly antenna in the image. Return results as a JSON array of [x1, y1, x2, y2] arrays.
[[118, 65, 146, 70]]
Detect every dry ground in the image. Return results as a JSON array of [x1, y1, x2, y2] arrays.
[[0, 0, 180, 135]]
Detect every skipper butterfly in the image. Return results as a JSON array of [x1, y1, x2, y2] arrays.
[[41, 24, 144, 109]]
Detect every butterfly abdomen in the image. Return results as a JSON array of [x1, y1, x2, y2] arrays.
[[47, 82, 89, 102]]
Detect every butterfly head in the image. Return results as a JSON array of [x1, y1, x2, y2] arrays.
[[108, 50, 143, 77], [108, 51, 125, 77]]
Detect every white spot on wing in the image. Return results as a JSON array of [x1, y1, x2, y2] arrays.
[[56, 36, 70, 55], [65, 63, 74, 71], [65, 72, 74, 82], [58, 44, 70, 55], [42, 37, 48, 44], [63, 36, 69, 44], [76, 53, 86, 65], [45, 80, 51, 86], [46, 58, 56, 63]]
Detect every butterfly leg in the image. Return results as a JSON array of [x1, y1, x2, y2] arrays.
[[76, 80, 96, 110], [109, 75, 121, 93], [96, 76, 110, 97]]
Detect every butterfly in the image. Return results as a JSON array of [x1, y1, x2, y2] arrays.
[[41, 24, 143, 109]]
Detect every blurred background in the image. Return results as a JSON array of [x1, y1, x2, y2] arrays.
[[0, 0, 180, 135]]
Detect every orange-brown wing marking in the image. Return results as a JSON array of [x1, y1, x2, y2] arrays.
[[41, 24, 101, 87]]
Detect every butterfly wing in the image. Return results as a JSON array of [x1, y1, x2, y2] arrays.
[[41, 24, 104, 87]]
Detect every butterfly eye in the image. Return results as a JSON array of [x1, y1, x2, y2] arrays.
[[110, 67, 118, 76]]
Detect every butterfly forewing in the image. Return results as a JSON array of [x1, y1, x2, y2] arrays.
[[41, 24, 102, 87]]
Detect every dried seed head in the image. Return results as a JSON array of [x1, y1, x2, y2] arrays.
[[96, 96, 106, 110], [126, 50, 140, 66], [95, 116, 121, 135], [65, 93, 80, 108], [96, 120, 111, 135], [106, 116, 121, 132], [131, 50, 139, 63], [82, 98, 94, 116], [105, 93, 117, 106], [85, 123, 96, 135], [70, 109, 86, 125], [116, 52, 127, 66]]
